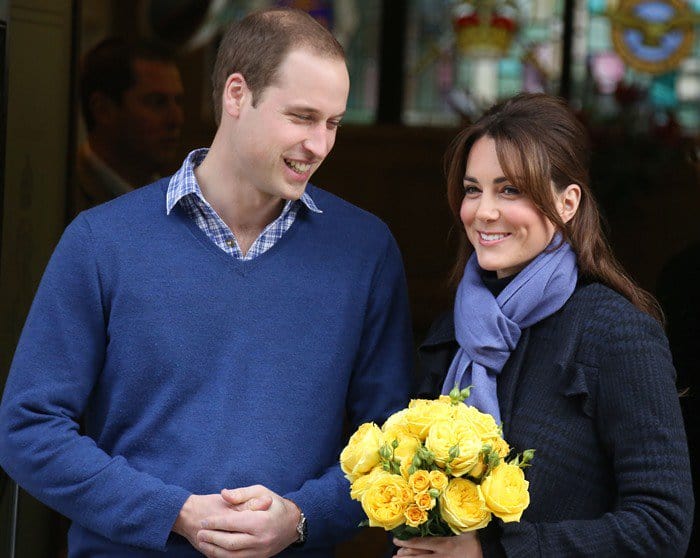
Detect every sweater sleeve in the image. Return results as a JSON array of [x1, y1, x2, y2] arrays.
[[488, 307, 694, 558], [284, 230, 414, 548], [0, 215, 190, 551]]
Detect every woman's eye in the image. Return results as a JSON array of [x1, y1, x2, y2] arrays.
[[463, 185, 480, 196], [503, 186, 521, 195]]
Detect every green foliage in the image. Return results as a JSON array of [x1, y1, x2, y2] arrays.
[[380, 440, 402, 475], [392, 502, 454, 539]]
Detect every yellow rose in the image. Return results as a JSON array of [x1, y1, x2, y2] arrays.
[[402, 398, 453, 439], [453, 404, 501, 441], [428, 469, 448, 492], [488, 436, 511, 459], [481, 463, 530, 522], [408, 470, 431, 493], [414, 490, 436, 511], [469, 458, 486, 480], [439, 478, 492, 534], [349, 466, 385, 501], [361, 473, 413, 530], [404, 504, 429, 528], [340, 422, 383, 482], [382, 409, 411, 434], [425, 419, 482, 477], [383, 429, 421, 479]]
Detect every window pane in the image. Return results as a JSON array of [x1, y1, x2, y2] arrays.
[[571, 0, 700, 136], [404, 0, 566, 126]]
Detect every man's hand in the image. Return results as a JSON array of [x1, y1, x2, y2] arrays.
[[172, 493, 272, 550], [196, 484, 302, 558]]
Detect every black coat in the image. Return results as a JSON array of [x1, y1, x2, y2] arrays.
[[416, 282, 694, 557]]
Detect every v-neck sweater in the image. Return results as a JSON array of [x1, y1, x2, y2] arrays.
[[0, 178, 414, 556]]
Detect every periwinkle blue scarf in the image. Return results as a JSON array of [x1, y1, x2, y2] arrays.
[[441, 236, 578, 423]]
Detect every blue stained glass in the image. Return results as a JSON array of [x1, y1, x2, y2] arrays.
[[649, 72, 679, 108], [588, 0, 607, 14], [622, 29, 685, 62]]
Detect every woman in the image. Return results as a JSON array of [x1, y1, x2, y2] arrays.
[[395, 94, 693, 557]]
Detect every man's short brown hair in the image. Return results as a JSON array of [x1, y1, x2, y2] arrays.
[[211, 7, 345, 125]]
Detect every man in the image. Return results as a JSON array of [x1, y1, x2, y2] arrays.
[[0, 7, 413, 558], [73, 38, 184, 213]]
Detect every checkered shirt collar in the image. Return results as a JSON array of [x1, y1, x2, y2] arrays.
[[165, 148, 322, 215]]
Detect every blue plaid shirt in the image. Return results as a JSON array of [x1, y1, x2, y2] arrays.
[[166, 149, 322, 260]]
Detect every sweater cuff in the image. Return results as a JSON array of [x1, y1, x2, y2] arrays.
[[155, 485, 192, 551], [284, 482, 363, 551]]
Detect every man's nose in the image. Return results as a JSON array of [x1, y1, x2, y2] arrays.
[[302, 124, 334, 159]]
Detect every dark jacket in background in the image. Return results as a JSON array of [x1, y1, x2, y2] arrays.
[[417, 282, 694, 557]]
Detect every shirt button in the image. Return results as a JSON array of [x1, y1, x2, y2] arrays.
[[226, 238, 236, 247]]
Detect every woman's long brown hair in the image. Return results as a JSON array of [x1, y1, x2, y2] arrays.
[[444, 93, 662, 321]]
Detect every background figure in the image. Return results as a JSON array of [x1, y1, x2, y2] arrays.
[[73, 37, 184, 214]]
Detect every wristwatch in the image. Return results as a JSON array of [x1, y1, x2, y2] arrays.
[[293, 510, 308, 546]]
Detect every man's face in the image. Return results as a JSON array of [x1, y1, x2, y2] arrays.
[[114, 58, 184, 172], [230, 48, 349, 201]]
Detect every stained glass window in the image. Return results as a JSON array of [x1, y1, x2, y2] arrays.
[[404, 0, 567, 125], [572, 0, 700, 136]]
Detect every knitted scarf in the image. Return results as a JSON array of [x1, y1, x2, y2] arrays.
[[441, 237, 578, 423]]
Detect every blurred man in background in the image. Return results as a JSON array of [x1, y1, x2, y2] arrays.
[[73, 37, 184, 213]]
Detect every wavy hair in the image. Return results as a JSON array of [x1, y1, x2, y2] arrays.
[[444, 93, 662, 321]]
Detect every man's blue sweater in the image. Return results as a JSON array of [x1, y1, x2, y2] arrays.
[[0, 180, 414, 556]]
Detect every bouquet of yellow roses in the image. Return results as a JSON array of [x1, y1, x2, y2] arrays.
[[339, 387, 533, 539]]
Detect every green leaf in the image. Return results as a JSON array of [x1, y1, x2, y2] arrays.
[[379, 443, 392, 460], [392, 524, 422, 540]]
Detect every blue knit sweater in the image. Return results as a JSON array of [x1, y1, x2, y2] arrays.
[[0, 180, 414, 556]]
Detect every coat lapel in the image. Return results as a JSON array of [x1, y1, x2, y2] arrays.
[[497, 328, 530, 437]]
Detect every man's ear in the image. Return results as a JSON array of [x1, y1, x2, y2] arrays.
[[89, 91, 119, 127], [558, 184, 581, 224], [222, 73, 249, 118]]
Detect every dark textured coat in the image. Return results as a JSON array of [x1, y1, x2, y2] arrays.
[[417, 282, 694, 557]]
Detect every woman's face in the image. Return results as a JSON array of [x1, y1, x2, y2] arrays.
[[460, 136, 559, 278]]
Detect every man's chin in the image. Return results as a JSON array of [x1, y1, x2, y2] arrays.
[[283, 189, 305, 202]]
